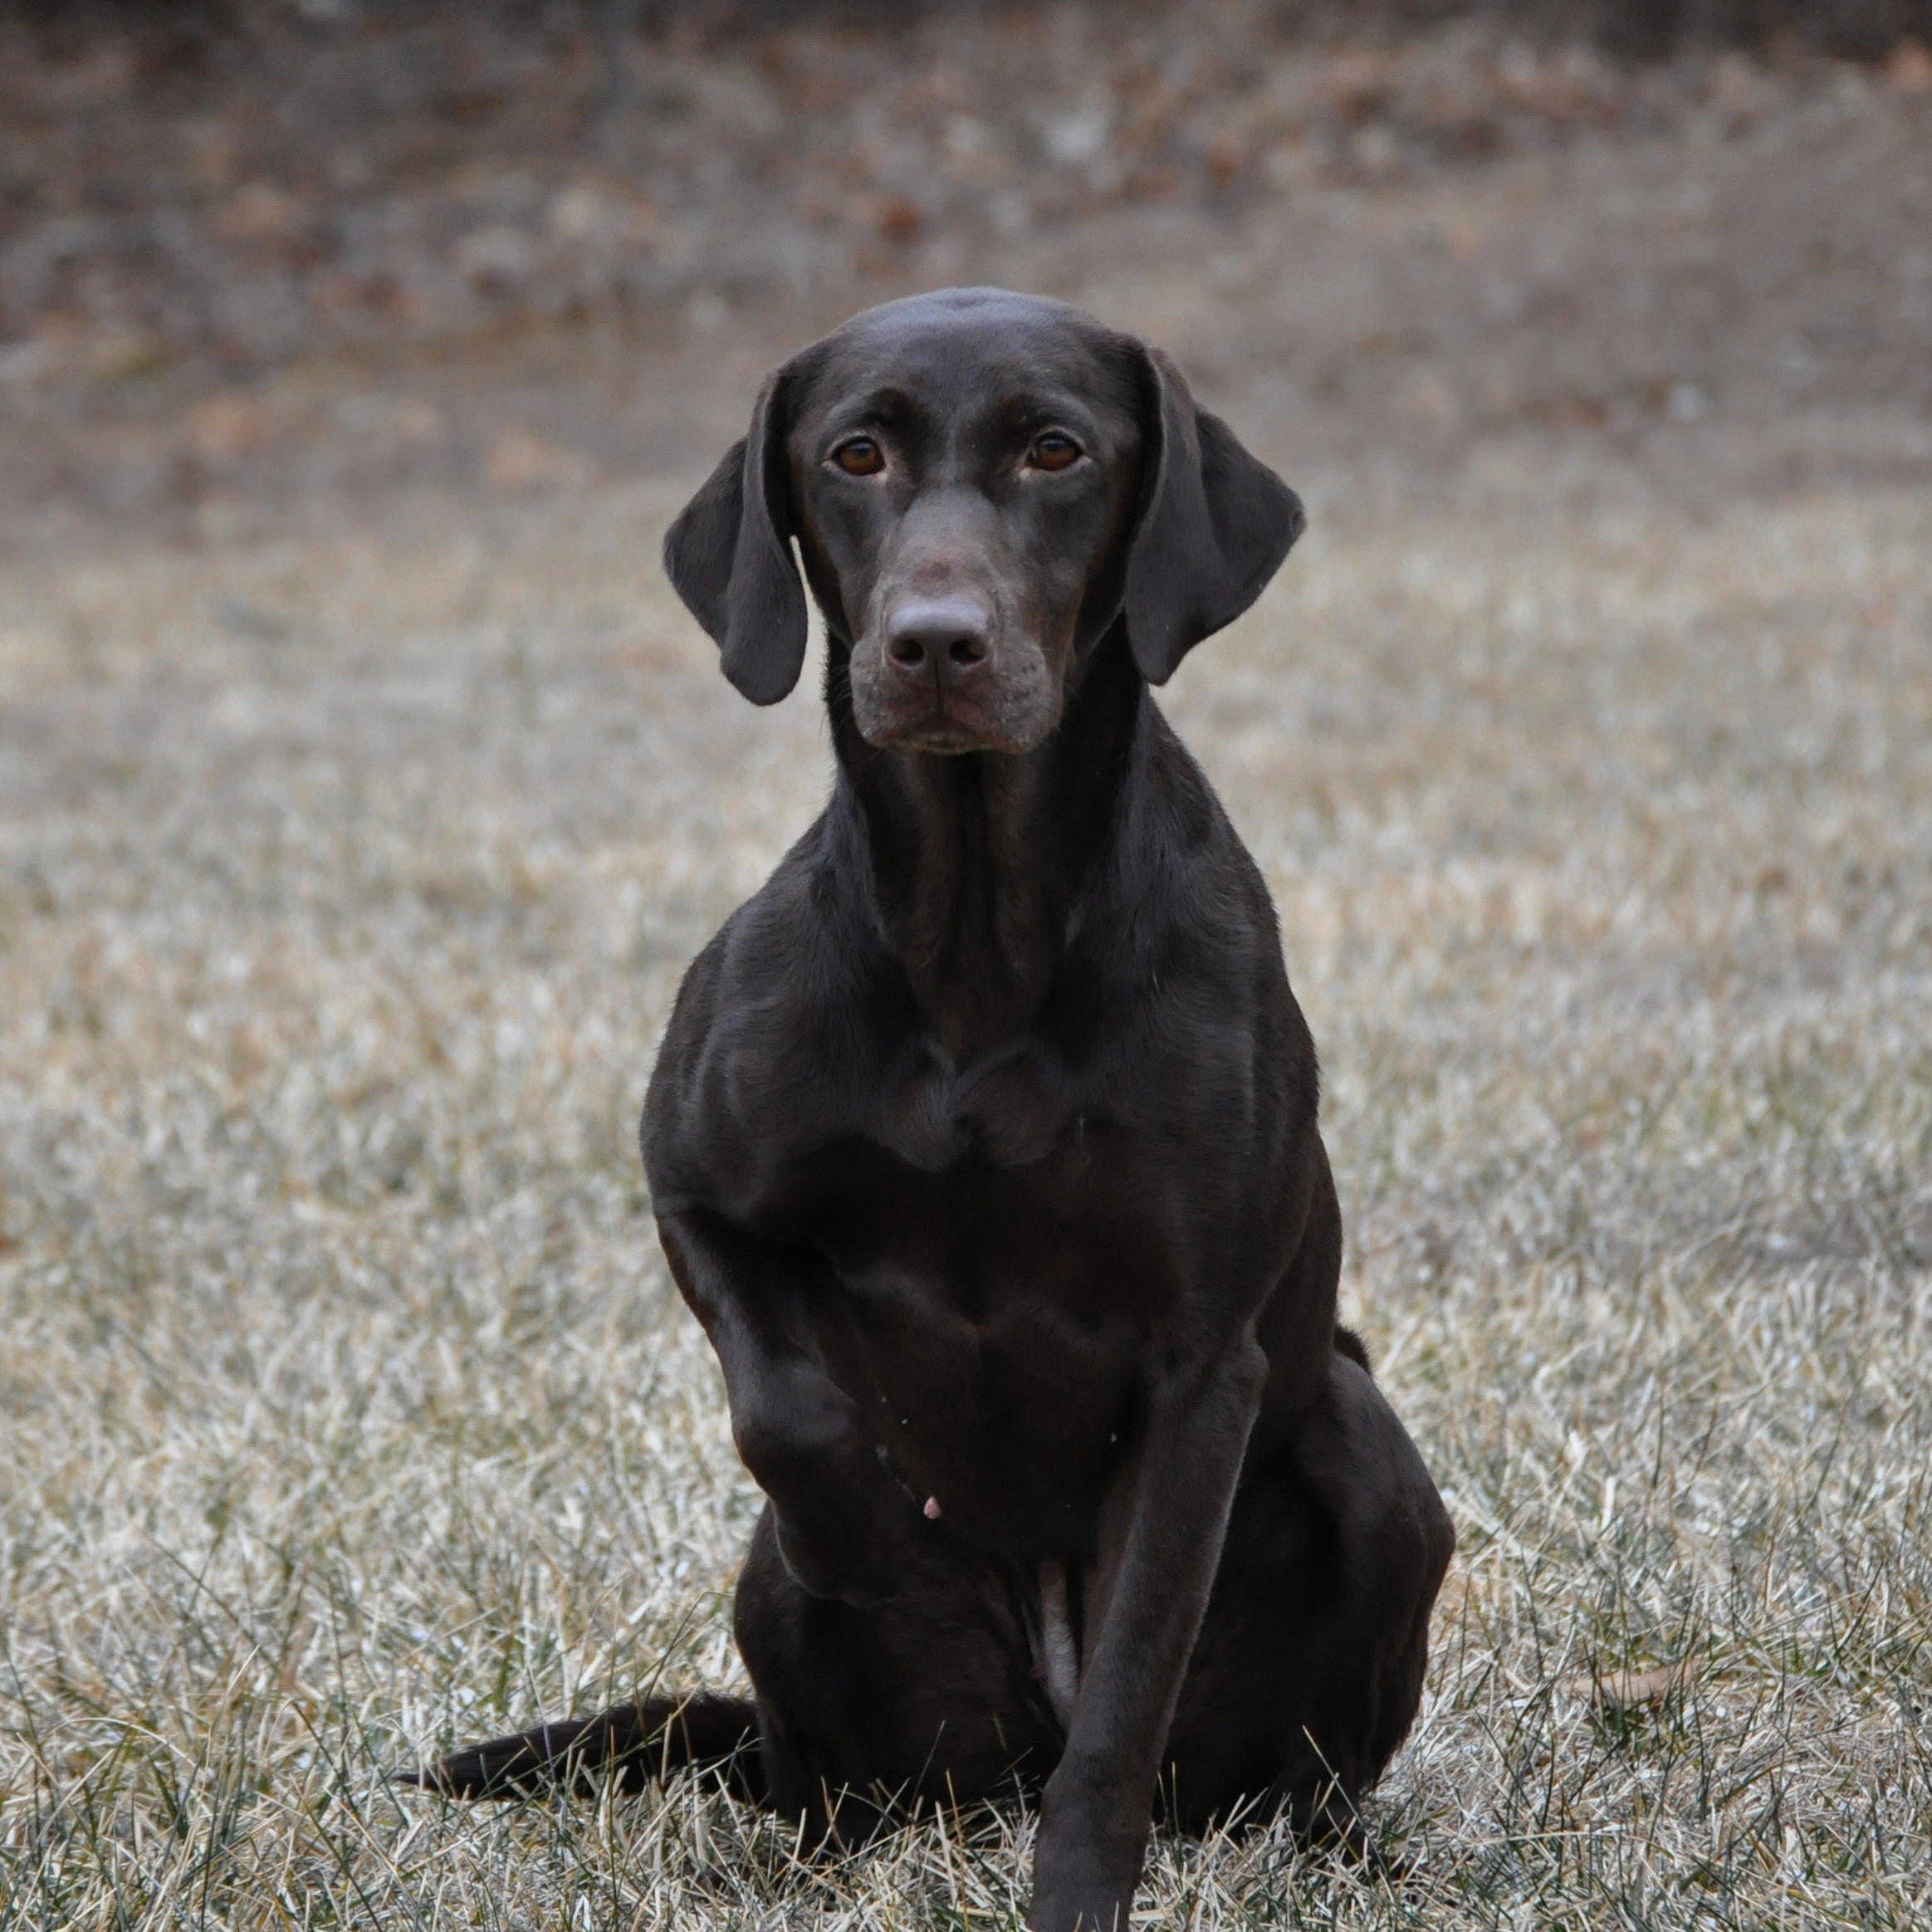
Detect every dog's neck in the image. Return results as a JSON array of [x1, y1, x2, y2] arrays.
[[829, 627, 1147, 1067]]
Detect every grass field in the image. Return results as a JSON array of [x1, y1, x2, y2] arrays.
[[4, 22, 1931, 1930]]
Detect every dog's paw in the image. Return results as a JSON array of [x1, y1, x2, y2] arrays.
[[1025, 1877, 1133, 1932]]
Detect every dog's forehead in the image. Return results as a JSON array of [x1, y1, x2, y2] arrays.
[[798, 290, 1136, 425]]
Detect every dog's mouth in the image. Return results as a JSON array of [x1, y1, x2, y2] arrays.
[[859, 697, 1058, 758], [867, 704, 1010, 756]]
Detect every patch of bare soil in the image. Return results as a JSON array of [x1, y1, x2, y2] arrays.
[[3, 2, 1930, 532]]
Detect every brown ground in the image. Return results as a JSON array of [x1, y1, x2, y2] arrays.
[[2, 7, 1930, 1928]]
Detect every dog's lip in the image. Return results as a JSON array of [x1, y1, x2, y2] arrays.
[[866, 707, 990, 754], [858, 691, 1028, 755]]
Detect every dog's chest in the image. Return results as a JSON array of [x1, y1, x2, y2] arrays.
[[864, 1034, 1081, 1173], [785, 1081, 1182, 1551]]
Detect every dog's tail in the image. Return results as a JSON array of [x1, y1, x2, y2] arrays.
[[413, 1690, 762, 1802]]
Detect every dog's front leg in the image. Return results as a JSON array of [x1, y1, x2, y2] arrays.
[[658, 1208, 919, 1607], [1028, 1338, 1269, 1932]]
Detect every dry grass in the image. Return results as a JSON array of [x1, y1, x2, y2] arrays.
[[4, 37, 1932, 1925], [4, 453, 1926, 1927]]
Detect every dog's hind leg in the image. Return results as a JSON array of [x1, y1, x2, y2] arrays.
[[1161, 1349, 1454, 1843], [733, 1502, 1060, 1846], [417, 1688, 762, 1801], [415, 1492, 1058, 1833]]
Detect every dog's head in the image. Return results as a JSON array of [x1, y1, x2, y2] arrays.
[[664, 288, 1303, 755]]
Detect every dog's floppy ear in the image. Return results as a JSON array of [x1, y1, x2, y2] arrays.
[[1122, 346, 1305, 686], [662, 360, 809, 706]]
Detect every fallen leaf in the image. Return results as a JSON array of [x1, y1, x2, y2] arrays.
[[484, 431, 590, 492], [876, 196, 923, 242], [186, 392, 272, 461], [1885, 39, 1932, 94], [1563, 1661, 1694, 1706]]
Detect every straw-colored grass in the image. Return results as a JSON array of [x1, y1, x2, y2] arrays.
[[3, 431, 1925, 1925]]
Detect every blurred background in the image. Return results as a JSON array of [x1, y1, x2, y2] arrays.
[[4, 0, 1931, 526], [2, 5, 1930, 1926]]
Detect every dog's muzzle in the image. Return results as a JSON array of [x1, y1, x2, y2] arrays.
[[851, 594, 1059, 755]]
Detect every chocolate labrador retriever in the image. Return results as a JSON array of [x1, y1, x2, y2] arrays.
[[422, 287, 1455, 1931]]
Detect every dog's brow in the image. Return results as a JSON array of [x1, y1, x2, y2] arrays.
[[991, 389, 1109, 438], [816, 386, 924, 440]]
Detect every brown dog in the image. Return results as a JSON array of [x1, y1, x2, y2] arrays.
[[423, 288, 1455, 1932]]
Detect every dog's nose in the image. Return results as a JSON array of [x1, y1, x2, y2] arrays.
[[884, 598, 992, 687]]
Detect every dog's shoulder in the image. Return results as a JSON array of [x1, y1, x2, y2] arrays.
[[641, 811, 893, 1209]]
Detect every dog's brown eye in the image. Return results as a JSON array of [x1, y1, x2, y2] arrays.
[[833, 438, 885, 476], [1030, 433, 1081, 472]]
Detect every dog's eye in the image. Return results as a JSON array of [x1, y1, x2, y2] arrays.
[[1029, 433, 1082, 472], [832, 438, 885, 476]]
